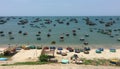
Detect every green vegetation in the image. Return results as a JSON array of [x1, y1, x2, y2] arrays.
[[1, 54, 50, 66], [83, 59, 93, 65], [0, 54, 4, 57], [81, 58, 111, 66], [39, 54, 49, 62], [1, 56, 120, 66], [1, 62, 48, 66], [0, 54, 12, 58]]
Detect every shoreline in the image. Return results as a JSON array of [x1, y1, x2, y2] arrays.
[[0, 44, 120, 49]]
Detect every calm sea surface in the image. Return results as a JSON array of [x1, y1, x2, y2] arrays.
[[0, 16, 120, 47]]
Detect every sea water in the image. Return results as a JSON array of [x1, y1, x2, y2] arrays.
[[0, 16, 120, 47]]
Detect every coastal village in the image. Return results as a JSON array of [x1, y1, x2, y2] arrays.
[[1, 45, 120, 66]]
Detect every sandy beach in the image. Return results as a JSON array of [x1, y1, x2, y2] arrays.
[[0, 45, 120, 62], [6, 48, 120, 62], [1, 45, 120, 69], [0, 64, 120, 69]]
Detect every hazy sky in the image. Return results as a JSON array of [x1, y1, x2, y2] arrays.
[[0, 0, 120, 16]]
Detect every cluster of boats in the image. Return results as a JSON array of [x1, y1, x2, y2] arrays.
[[0, 16, 120, 45]]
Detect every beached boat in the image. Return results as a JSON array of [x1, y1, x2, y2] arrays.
[[61, 59, 69, 64], [0, 58, 8, 61]]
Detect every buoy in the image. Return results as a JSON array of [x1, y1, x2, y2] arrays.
[[37, 37, 41, 40], [0, 31, 4, 34], [23, 32, 28, 35], [38, 31, 41, 34], [66, 22, 70, 25], [36, 34, 40, 36], [51, 41, 56, 44], [85, 34, 89, 37], [10, 37, 15, 40], [73, 33, 77, 36], [72, 30, 76, 32], [8, 32, 12, 35], [80, 38, 85, 41], [18, 30, 22, 34], [66, 33, 69, 36], [0, 34, 5, 37], [47, 33, 51, 37], [84, 42, 88, 45]]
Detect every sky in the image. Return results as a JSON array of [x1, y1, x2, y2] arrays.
[[0, 0, 120, 16]]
